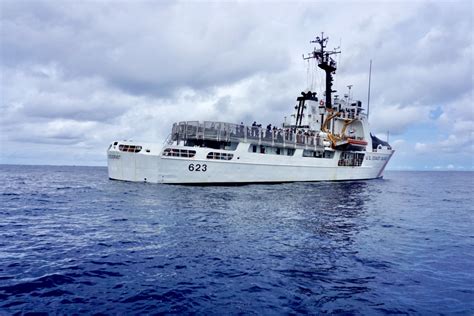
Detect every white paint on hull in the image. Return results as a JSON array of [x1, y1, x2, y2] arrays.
[[107, 142, 394, 184]]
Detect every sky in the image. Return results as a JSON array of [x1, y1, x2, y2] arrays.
[[0, 0, 472, 170]]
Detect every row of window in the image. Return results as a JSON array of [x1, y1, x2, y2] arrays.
[[249, 145, 334, 159], [207, 152, 234, 160], [163, 148, 196, 158], [249, 145, 295, 156], [119, 145, 142, 153], [162, 148, 234, 160], [338, 152, 365, 167], [302, 150, 335, 159], [161, 147, 337, 160]]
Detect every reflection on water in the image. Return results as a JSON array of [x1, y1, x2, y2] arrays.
[[291, 181, 370, 238], [264, 181, 377, 313]]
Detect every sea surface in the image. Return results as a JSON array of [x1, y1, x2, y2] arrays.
[[0, 165, 473, 315]]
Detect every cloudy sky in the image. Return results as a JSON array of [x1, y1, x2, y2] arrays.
[[1, 0, 472, 170]]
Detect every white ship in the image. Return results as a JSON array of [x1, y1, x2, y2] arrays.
[[107, 34, 394, 184]]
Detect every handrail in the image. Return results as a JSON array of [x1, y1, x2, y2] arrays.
[[171, 121, 325, 151]]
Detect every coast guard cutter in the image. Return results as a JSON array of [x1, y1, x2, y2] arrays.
[[107, 34, 394, 184]]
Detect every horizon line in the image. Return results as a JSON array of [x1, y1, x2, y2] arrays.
[[0, 163, 472, 172]]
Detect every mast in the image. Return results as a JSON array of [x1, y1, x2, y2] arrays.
[[303, 32, 340, 109]]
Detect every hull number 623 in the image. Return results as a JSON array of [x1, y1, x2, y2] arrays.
[[188, 164, 207, 172]]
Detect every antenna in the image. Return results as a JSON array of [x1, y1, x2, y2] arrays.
[[303, 33, 341, 109], [367, 59, 372, 121], [347, 84, 353, 99]]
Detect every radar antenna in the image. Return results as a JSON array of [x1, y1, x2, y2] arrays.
[[303, 32, 341, 109]]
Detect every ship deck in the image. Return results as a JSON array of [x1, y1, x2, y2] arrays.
[[171, 121, 336, 151]]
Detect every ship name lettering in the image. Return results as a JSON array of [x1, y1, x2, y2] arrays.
[[108, 153, 121, 159]]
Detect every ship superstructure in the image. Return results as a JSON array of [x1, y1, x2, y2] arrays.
[[107, 34, 394, 184]]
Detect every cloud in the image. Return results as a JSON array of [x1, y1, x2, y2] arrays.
[[412, 92, 474, 157], [0, 0, 472, 169], [9, 119, 99, 145], [1, 64, 131, 123], [1, 1, 295, 96], [414, 142, 430, 154], [370, 104, 431, 135]]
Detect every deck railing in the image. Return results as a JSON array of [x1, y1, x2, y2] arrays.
[[170, 121, 325, 151]]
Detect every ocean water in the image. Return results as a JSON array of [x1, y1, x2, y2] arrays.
[[0, 165, 473, 315]]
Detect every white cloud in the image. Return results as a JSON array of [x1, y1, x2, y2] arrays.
[[411, 91, 474, 158], [0, 0, 472, 168], [370, 104, 431, 135], [414, 142, 430, 153]]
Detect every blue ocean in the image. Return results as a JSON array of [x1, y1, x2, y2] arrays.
[[0, 165, 473, 314]]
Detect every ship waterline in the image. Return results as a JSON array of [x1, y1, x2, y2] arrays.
[[108, 149, 393, 184]]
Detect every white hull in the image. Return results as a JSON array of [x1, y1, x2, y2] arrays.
[[107, 143, 393, 184]]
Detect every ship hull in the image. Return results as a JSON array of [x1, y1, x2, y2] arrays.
[[107, 144, 393, 184]]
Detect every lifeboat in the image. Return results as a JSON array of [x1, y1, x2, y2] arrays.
[[334, 138, 368, 150], [347, 138, 368, 146]]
